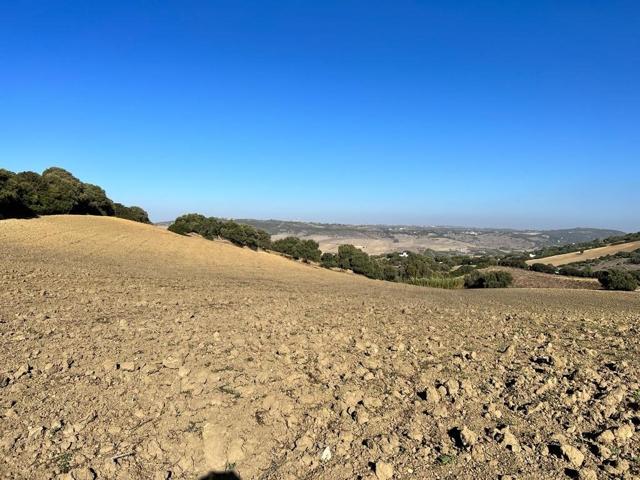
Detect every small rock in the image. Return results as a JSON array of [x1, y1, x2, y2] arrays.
[[162, 357, 182, 369], [444, 379, 459, 396], [578, 468, 598, 480], [614, 424, 634, 442], [320, 446, 331, 462], [497, 428, 520, 453], [597, 429, 615, 444], [14, 364, 31, 379], [71, 467, 97, 480], [560, 444, 584, 468], [120, 362, 136, 372], [375, 461, 394, 480], [418, 386, 441, 403], [455, 426, 477, 448]]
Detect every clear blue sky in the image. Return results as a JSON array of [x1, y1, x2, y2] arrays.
[[1, 1, 639, 230]]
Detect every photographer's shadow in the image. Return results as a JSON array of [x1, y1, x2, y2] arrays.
[[198, 472, 241, 480]]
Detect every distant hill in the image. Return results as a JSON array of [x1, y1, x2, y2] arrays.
[[527, 240, 640, 267], [232, 219, 623, 254]]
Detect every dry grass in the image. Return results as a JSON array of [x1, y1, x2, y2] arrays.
[[526, 240, 640, 266]]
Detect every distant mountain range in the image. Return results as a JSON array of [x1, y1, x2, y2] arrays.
[[158, 217, 623, 255]]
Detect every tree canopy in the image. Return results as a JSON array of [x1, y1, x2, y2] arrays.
[[0, 167, 150, 223]]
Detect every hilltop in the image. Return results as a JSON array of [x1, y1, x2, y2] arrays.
[[1, 215, 638, 479]]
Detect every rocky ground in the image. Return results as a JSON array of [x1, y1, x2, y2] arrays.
[[1, 216, 639, 480]]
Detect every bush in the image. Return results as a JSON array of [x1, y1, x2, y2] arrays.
[[382, 265, 398, 281], [597, 270, 638, 291], [337, 245, 381, 279], [558, 266, 594, 278], [168, 213, 210, 235], [320, 252, 339, 269], [628, 254, 640, 265], [497, 257, 528, 269], [408, 276, 464, 289], [272, 237, 321, 262], [464, 270, 513, 288], [450, 265, 476, 277], [114, 203, 150, 223], [530, 263, 557, 274], [219, 221, 271, 250], [168, 214, 271, 250]]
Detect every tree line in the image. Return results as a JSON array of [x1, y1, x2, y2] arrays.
[[0, 167, 150, 223], [167, 214, 519, 289]]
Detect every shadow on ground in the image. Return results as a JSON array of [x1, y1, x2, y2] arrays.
[[198, 472, 241, 480]]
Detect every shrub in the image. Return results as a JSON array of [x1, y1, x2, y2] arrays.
[[382, 265, 398, 281], [558, 266, 594, 278], [114, 203, 151, 223], [628, 254, 640, 265], [597, 270, 638, 291], [464, 270, 513, 289], [408, 276, 464, 289], [530, 263, 557, 274], [497, 257, 528, 269], [450, 265, 475, 277], [219, 221, 271, 250], [320, 252, 339, 269], [337, 245, 381, 279], [168, 213, 210, 235], [272, 237, 321, 262]]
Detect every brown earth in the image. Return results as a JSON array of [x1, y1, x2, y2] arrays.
[[484, 267, 601, 290], [527, 241, 640, 267], [1, 216, 639, 480]]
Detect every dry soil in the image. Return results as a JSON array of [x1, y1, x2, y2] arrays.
[[1, 216, 639, 480]]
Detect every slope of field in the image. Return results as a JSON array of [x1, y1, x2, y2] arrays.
[[484, 267, 600, 289], [1, 216, 639, 480], [527, 241, 640, 267]]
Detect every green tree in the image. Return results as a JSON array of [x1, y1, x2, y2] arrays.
[[597, 270, 638, 291], [529, 263, 556, 274], [464, 270, 513, 288], [113, 203, 151, 223], [320, 252, 338, 268]]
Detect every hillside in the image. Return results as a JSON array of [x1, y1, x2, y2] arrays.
[[232, 220, 623, 255], [1, 216, 639, 480], [527, 240, 640, 267], [483, 267, 600, 290]]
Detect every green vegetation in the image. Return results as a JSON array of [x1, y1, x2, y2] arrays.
[[497, 256, 528, 269], [337, 244, 382, 279], [320, 252, 339, 268], [557, 265, 594, 277], [0, 167, 149, 223], [531, 232, 640, 260], [113, 203, 150, 223], [272, 237, 321, 262], [530, 263, 557, 274], [627, 253, 640, 265], [436, 454, 456, 465], [407, 276, 464, 289], [55, 452, 72, 474], [596, 270, 638, 291], [464, 270, 513, 288], [168, 213, 271, 250]]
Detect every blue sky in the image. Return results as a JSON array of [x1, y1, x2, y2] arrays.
[[1, 1, 639, 230]]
